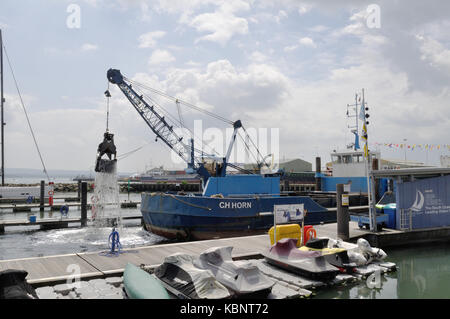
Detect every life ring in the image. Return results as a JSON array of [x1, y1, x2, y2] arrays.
[[305, 227, 317, 243], [48, 190, 54, 196], [60, 205, 69, 216]]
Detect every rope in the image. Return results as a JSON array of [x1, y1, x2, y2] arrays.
[[164, 193, 212, 211], [106, 80, 110, 132], [3, 43, 50, 182]]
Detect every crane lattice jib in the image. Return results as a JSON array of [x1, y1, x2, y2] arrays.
[[107, 68, 194, 165]]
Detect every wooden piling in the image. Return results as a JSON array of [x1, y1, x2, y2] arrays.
[[40, 180, 45, 212], [77, 180, 81, 201], [81, 182, 87, 227], [336, 183, 349, 241], [315, 157, 322, 191]]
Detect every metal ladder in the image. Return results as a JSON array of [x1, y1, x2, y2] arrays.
[[399, 208, 412, 231]]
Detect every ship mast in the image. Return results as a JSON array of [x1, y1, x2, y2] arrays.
[[0, 29, 4, 186]]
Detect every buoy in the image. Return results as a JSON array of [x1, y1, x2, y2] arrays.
[[60, 205, 69, 217]]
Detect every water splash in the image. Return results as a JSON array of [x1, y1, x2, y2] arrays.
[[91, 161, 122, 228]]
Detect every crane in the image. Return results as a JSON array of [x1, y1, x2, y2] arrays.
[[106, 68, 266, 185]]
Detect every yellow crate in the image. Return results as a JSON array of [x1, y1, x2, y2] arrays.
[[268, 224, 301, 247]]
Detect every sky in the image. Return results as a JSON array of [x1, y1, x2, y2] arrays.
[[0, 0, 449, 175]]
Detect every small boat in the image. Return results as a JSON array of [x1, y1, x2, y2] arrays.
[[299, 237, 357, 273], [154, 253, 231, 299], [327, 238, 387, 266], [262, 238, 339, 281], [193, 246, 274, 298], [123, 263, 170, 299]]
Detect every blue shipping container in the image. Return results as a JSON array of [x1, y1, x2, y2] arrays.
[[396, 175, 450, 229]]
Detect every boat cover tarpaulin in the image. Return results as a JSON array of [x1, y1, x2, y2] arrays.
[[154, 253, 230, 299], [194, 246, 274, 297], [0, 270, 38, 299]]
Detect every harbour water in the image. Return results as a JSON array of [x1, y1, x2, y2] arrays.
[[0, 192, 167, 260], [315, 242, 450, 299], [1, 190, 450, 299]]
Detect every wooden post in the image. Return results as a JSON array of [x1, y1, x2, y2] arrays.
[[81, 182, 87, 227], [336, 184, 349, 241], [315, 157, 321, 191], [40, 180, 45, 212], [284, 180, 290, 192], [77, 180, 81, 201]]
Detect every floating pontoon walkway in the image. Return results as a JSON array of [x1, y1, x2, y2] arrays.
[[0, 222, 392, 287]]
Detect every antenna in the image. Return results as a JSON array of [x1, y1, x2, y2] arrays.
[[346, 92, 360, 151], [0, 30, 5, 186]]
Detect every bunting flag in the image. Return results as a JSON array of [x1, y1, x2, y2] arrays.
[[352, 131, 360, 150], [359, 102, 366, 121], [361, 123, 368, 141], [372, 142, 450, 152]]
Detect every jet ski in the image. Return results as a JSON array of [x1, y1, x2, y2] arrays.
[[0, 270, 38, 299], [94, 131, 117, 173], [154, 253, 231, 299], [299, 237, 357, 273], [193, 246, 274, 298], [327, 238, 387, 266], [262, 238, 339, 282]]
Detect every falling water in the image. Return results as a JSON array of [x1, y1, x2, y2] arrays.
[[91, 161, 122, 228]]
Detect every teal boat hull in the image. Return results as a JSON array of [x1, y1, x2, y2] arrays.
[[123, 263, 170, 299]]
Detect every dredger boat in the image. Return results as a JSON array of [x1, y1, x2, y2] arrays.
[[106, 68, 337, 240]]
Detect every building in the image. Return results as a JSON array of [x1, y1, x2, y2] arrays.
[[441, 155, 450, 168], [278, 158, 312, 173]]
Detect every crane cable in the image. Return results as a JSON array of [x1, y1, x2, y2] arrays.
[[125, 77, 234, 125], [3, 43, 50, 182], [124, 76, 268, 167], [130, 84, 220, 158], [105, 80, 110, 132]]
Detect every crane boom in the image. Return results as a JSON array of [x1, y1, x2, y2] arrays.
[[106, 68, 266, 184], [107, 69, 192, 163]]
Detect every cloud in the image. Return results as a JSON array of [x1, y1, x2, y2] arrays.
[[298, 4, 312, 15], [283, 45, 298, 52], [299, 37, 316, 48], [417, 35, 450, 73], [138, 31, 166, 48], [148, 49, 176, 65], [184, 0, 250, 46], [81, 43, 99, 51]]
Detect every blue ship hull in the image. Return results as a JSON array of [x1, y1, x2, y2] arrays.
[[140, 193, 336, 240]]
